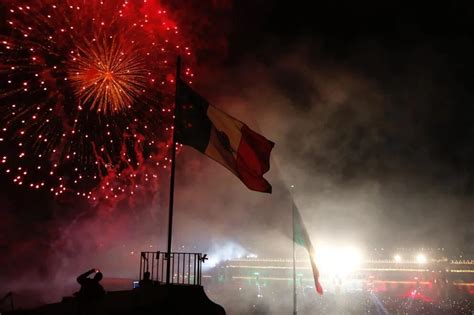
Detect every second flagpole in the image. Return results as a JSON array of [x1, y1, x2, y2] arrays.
[[293, 202, 297, 315], [166, 55, 182, 285]]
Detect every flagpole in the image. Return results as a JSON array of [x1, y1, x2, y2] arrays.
[[292, 203, 297, 315], [166, 55, 181, 285]]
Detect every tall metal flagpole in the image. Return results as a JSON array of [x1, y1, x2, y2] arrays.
[[293, 202, 297, 315], [166, 55, 181, 285]]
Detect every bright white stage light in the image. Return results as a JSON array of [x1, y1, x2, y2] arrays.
[[394, 254, 402, 263], [314, 245, 363, 275], [416, 253, 427, 264]]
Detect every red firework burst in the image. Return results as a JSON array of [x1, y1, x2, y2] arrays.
[[0, 0, 194, 202], [69, 36, 149, 114]]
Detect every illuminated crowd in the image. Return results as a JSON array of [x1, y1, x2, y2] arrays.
[[202, 246, 474, 314], [207, 287, 473, 314]]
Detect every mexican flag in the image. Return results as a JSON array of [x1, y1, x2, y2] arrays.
[[293, 203, 323, 295], [175, 79, 274, 193]]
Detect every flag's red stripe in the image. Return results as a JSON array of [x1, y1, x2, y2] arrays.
[[310, 257, 324, 295], [316, 281, 324, 295], [235, 125, 274, 193]]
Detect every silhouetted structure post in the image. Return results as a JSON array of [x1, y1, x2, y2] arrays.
[[293, 204, 297, 315], [166, 56, 181, 284]]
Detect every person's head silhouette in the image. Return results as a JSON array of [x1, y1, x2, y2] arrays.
[[94, 271, 103, 282], [143, 271, 150, 280]]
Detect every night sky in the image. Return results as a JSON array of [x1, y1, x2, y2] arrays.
[[191, 0, 474, 245], [1, 0, 474, 304]]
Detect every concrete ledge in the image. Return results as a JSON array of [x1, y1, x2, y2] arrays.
[[7, 285, 226, 315]]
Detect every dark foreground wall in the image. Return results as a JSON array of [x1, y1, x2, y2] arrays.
[[7, 285, 225, 315]]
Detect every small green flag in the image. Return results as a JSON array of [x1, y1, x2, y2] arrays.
[[293, 203, 323, 295]]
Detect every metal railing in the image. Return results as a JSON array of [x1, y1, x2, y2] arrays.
[[139, 252, 207, 285]]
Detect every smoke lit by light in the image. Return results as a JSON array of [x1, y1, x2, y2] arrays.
[[416, 253, 427, 264]]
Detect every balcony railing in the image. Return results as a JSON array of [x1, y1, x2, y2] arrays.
[[139, 252, 207, 285]]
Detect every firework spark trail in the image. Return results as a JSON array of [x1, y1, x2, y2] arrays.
[[0, 0, 194, 203], [69, 36, 148, 114]]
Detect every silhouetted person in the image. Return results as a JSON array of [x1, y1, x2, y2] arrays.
[[139, 271, 153, 288], [76, 268, 105, 300]]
